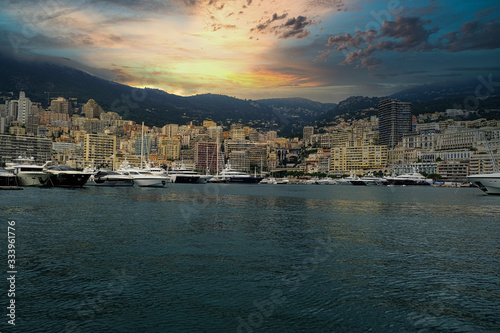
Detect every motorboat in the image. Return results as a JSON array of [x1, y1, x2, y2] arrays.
[[5, 157, 50, 187], [209, 164, 263, 183], [87, 170, 134, 187], [259, 177, 278, 184], [43, 164, 92, 187], [167, 163, 212, 184], [336, 171, 364, 185], [0, 168, 22, 190], [467, 173, 500, 195], [360, 173, 386, 186], [117, 160, 169, 187], [315, 177, 336, 185], [384, 171, 432, 186]]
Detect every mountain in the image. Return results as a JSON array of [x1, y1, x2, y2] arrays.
[[0, 51, 334, 133], [317, 78, 500, 124]]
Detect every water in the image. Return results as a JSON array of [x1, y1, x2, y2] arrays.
[[1, 185, 499, 332]]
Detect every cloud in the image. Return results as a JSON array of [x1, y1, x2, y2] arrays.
[[321, 14, 500, 70], [251, 14, 314, 39], [440, 18, 500, 52], [279, 16, 313, 39]]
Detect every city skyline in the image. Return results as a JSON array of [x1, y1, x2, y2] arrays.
[[1, 0, 499, 103]]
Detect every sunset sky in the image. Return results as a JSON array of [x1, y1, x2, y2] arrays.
[[1, 0, 499, 103]]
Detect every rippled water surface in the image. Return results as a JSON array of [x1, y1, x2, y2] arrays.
[[1, 185, 499, 332]]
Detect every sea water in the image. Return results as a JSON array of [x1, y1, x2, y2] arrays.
[[0, 184, 499, 332]]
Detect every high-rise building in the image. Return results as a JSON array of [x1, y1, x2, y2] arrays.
[[84, 133, 116, 168], [303, 126, 314, 143], [162, 124, 179, 137], [195, 142, 219, 172], [159, 137, 181, 160], [378, 99, 412, 147], [229, 150, 250, 171], [82, 99, 103, 119], [16, 91, 32, 124], [50, 97, 72, 114]]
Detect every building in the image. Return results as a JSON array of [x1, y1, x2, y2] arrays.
[[229, 150, 250, 172], [162, 124, 179, 137], [50, 97, 72, 114], [437, 160, 470, 182], [195, 142, 219, 172], [16, 91, 32, 124], [82, 99, 103, 119], [330, 145, 388, 172], [378, 99, 412, 147], [303, 126, 314, 144], [0, 134, 52, 164], [159, 137, 181, 161], [84, 133, 117, 169]]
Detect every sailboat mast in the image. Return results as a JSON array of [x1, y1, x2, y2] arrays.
[[141, 122, 144, 169]]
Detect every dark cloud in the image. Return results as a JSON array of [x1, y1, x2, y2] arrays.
[[322, 15, 500, 70], [251, 13, 288, 32], [440, 18, 500, 52], [251, 14, 313, 40], [279, 16, 312, 39]]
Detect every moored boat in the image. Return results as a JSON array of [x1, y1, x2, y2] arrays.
[[467, 173, 500, 195], [5, 157, 50, 187], [0, 168, 22, 190], [44, 164, 92, 187], [87, 170, 134, 187], [209, 164, 263, 183]]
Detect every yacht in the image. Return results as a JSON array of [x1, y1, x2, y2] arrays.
[[360, 173, 386, 186], [118, 169, 168, 187], [44, 164, 92, 187], [384, 171, 432, 186], [87, 170, 134, 187], [117, 160, 168, 187], [0, 168, 22, 190], [259, 177, 278, 184], [336, 171, 364, 185], [467, 173, 500, 195], [209, 164, 263, 183], [5, 157, 50, 187], [167, 163, 212, 184], [315, 178, 337, 185]]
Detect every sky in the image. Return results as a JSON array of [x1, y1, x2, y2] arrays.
[[1, 0, 499, 103]]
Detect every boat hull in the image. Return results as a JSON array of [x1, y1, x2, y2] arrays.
[[170, 175, 200, 183], [17, 172, 50, 187], [467, 174, 500, 195], [48, 173, 91, 188], [133, 178, 167, 187], [88, 177, 134, 187]]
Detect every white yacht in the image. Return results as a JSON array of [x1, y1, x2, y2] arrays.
[[0, 168, 22, 190], [87, 170, 134, 187], [360, 173, 386, 186], [5, 157, 50, 187], [467, 173, 500, 195], [384, 171, 432, 186], [167, 163, 212, 184], [117, 160, 168, 187], [259, 177, 278, 184], [209, 164, 263, 183], [336, 171, 364, 185]]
